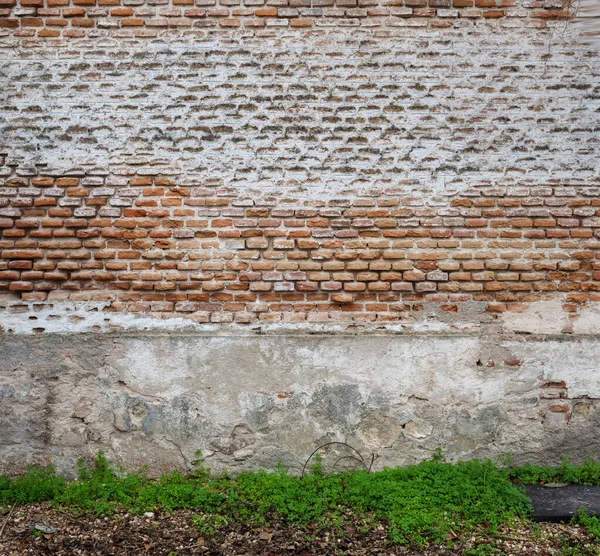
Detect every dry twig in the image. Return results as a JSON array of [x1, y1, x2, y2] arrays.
[[0, 503, 16, 540]]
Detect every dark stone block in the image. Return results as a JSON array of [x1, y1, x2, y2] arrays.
[[526, 485, 600, 522]]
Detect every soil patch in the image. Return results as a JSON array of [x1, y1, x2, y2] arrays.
[[0, 503, 598, 555]]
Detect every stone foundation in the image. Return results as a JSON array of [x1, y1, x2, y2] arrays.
[[1, 303, 600, 476]]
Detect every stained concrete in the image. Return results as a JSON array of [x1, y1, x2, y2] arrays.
[[1, 330, 600, 476]]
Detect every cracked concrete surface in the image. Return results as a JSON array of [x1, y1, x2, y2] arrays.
[[1, 325, 600, 476]]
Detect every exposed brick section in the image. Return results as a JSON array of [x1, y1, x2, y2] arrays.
[[1, 20, 598, 325], [0, 163, 598, 323], [0, 0, 574, 38]]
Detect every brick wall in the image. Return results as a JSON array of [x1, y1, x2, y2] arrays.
[[578, 0, 600, 52], [0, 0, 571, 38], [1, 4, 599, 327], [3, 4, 600, 474]]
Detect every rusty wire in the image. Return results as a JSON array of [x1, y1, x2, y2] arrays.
[[300, 442, 376, 479]]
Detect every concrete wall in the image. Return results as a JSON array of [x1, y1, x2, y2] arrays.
[[1, 300, 600, 475]]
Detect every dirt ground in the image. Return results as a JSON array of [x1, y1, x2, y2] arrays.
[[0, 503, 599, 555]]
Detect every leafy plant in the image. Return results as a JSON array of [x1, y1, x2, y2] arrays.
[[15, 451, 600, 548], [574, 508, 600, 541], [509, 457, 600, 486], [430, 447, 446, 463], [0, 465, 65, 505], [192, 513, 230, 535]]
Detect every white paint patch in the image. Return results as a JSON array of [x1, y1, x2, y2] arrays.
[[501, 300, 572, 335], [573, 304, 600, 334], [506, 339, 600, 398]]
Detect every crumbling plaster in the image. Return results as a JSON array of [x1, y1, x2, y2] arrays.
[[1, 299, 599, 476]]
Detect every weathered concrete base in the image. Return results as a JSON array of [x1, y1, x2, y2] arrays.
[[1, 330, 600, 476]]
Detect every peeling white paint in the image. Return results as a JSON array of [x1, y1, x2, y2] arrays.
[[0, 300, 486, 336]]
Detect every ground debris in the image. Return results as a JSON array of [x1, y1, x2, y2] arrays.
[[0, 503, 598, 555]]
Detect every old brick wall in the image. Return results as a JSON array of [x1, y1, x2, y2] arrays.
[[1, 2, 599, 324], [1, 1, 600, 474], [0, 0, 573, 37]]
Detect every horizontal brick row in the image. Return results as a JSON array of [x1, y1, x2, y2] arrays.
[[0, 0, 571, 37]]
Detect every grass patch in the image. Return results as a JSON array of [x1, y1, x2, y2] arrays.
[[509, 457, 600, 486], [3, 453, 600, 547], [0, 452, 534, 547]]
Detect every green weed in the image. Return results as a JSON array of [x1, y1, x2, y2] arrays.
[[509, 457, 600, 486], [0, 465, 65, 505], [5, 453, 600, 549], [463, 545, 505, 556], [574, 508, 600, 541], [192, 513, 230, 535], [0, 452, 533, 547]]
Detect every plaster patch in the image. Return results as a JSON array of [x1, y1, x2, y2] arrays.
[[501, 300, 571, 335], [2, 332, 600, 475], [573, 305, 600, 334]]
